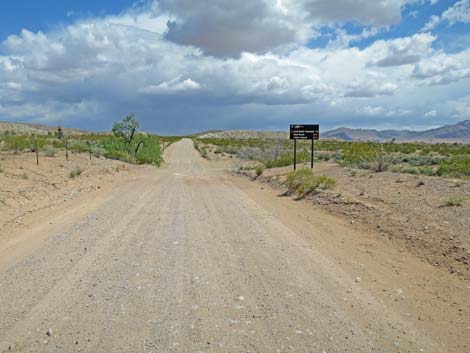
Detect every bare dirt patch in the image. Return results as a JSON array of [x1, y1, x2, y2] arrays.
[[0, 150, 152, 230], [236, 161, 470, 278]]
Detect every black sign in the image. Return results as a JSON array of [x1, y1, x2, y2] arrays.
[[290, 124, 319, 140]]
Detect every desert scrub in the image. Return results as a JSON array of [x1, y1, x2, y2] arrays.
[[342, 143, 390, 172], [438, 155, 470, 177], [91, 146, 107, 157], [445, 196, 464, 207], [286, 168, 336, 197], [255, 164, 265, 177], [21, 172, 28, 179], [44, 145, 56, 157], [69, 166, 83, 178], [194, 141, 209, 159], [67, 139, 89, 153], [316, 151, 336, 161]]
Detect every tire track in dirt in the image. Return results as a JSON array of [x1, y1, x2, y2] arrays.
[[0, 139, 468, 353]]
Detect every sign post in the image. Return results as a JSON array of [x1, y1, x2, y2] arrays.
[[294, 139, 297, 170], [311, 139, 314, 169], [289, 124, 320, 170]]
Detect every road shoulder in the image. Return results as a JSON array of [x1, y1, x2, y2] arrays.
[[230, 174, 470, 351]]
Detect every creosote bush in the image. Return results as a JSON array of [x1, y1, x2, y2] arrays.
[[194, 137, 470, 178], [342, 143, 390, 172], [438, 156, 470, 177], [286, 168, 336, 197]]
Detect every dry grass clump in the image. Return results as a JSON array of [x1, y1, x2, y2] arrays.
[[255, 165, 265, 178], [286, 168, 336, 197], [445, 196, 464, 207], [69, 166, 83, 178]]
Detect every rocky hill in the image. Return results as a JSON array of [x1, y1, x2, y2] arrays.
[[322, 120, 470, 143], [0, 121, 87, 135]]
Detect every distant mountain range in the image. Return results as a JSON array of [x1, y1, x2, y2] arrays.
[[3, 120, 470, 144], [323, 120, 470, 143], [199, 120, 470, 143]]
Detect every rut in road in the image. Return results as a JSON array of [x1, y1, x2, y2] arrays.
[[0, 139, 449, 352]]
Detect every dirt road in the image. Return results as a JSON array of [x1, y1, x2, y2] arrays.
[[0, 139, 468, 353]]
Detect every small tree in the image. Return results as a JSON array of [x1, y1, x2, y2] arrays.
[[112, 114, 140, 144]]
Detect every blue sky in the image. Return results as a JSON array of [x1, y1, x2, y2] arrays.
[[0, 0, 470, 134], [0, 0, 137, 40]]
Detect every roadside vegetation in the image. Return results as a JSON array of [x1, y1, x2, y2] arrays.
[[286, 168, 336, 197], [69, 165, 83, 178], [0, 114, 177, 166], [193, 137, 470, 178]]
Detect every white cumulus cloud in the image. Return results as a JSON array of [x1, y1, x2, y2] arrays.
[[0, 0, 469, 132], [422, 0, 470, 31]]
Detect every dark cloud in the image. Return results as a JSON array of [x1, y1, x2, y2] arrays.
[[0, 1, 469, 133], [161, 0, 299, 57], [300, 0, 406, 26]]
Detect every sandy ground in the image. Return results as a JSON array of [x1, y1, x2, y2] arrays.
[[238, 161, 470, 278], [0, 139, 469, 353], [0, 150, 153, 230]]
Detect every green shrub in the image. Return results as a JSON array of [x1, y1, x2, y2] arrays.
[[438, 156, 470, 177], [44, 145, 56, 157], [133, 134, 163, 165], [91, 146, 107, 157], [317, 151, 335, 161], [342, 143, 390, 172], [286, 168, 336, 197], [255, 165, 265, 177], [67, 139, 89, 153], [418, 166, 439, 176], [69, 166, 83, 178], [445, 196, 464, 207], [0, 129, 165, 166], [21, 172, 28, 180]]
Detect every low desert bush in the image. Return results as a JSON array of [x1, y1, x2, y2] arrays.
[[342, 143, 390, 172], [91, 146, 107, 157], [255, 164, 265, 177], [438, 156, 470, 177], [67, 139, 89, 153], [445, 196, 464, 207], [286, 168, 336, 197], [21, 172, 28, 179], [69, 166, 83, 178], [44, 145, 56, 157], [400, 166, 421, 175], [316, 151, 335, 161]]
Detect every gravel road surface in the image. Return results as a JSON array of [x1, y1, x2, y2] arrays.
[[0, 139, 467, 353]]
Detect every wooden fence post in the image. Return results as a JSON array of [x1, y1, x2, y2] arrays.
[[35, 135, 39, 166], [65, 138, 69, 161]]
